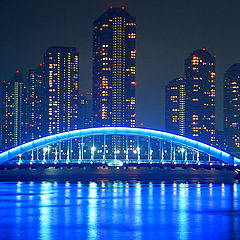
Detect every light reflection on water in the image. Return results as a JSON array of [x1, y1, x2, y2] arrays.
[[0, 181, 239, 240]]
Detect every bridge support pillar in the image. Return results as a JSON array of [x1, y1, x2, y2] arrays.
[[55, 144, 58, 161], [81, 136, 84, 161], [161, 140, 164, 161], [170, 141, 173, 162], [159, 139, 162, 162], [173, 144, 176, 161], [18, 154, 22, 163], [78, 142, 81, 161], [103, 135, 106, 161], [148, 137, 151, 161], [47, 146, 50, 162], [36, 148, 39, 161], [67, 141, 70, 161], [31, 150, 34, 162], [70, 139, 73, 162], [197, 150, 199, 162], [43, 149, 46, 162], [114, 135, 117, 160], [137, 136, 140, 161], [91, 136, 95, 161], [126, 135, 128, 161], [59, 142, 61, 161]]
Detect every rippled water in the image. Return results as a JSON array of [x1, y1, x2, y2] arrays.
[[0, 181, 239, 240]]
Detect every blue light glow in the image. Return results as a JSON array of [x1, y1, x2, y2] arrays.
[[0, 127, 239, 165]]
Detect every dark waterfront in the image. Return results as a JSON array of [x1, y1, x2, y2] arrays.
[[0, 180, 239, 240]]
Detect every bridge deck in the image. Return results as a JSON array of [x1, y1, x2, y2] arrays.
[[0, 165, 237, 181]]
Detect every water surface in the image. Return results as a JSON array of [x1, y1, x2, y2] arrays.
[[0, 181, 239, 240]]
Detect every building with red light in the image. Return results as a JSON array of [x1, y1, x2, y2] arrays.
[[185, 49, 216, 145], [0, 71, 28, 151], [44, 47, 79, 135], [92, 7, 136, 152], [28, 64, 48, 140], [79, 92, 93, 129], [165, 77, 186, 136], [92, 7, 136, 129], [224, 63, 240, 157]]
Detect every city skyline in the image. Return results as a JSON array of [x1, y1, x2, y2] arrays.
[[0, 2, 240, 240], [1, 4, 240, 155], [1, 0, 240, 130]]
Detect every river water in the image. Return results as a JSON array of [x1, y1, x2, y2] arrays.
[[0, 180, 239, 240]]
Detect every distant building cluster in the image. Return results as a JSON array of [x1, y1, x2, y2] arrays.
[[0, 6, 240, 158], [0, 7, 136, 153], [0, 47, 93, 152], [165, 49, 240, 157]]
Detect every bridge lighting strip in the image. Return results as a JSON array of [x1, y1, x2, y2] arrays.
[[0, 127, 239, 166]]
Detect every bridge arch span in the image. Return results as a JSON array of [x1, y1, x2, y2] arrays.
[[0, 127, 239, 165]]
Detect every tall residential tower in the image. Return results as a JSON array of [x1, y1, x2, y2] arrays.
[[92, 7, 136, 128], [165, 77, 185, 136], [44, 47, 79, 135], [0, 71, 28, 151], [28, 64, 48, 140], [224, 63, 240, 156], [185, 49, 216, 145]]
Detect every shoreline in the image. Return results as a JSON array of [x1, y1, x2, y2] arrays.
[[0, 166, 238, 183]]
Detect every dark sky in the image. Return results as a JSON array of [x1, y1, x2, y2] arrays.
[[1, 0, 240, 131]]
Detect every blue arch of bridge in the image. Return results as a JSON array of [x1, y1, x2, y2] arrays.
[[0, 127, 239, 165]]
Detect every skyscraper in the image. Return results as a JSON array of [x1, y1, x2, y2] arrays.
[[224, 63, 240, 156], [0, 71, 28, 151], [44, 47, 79, 135], [165, 77, 185, 136], [28, 64, 48, 140], [13, 71, 28, 146], [0, 79, 14, 151], [79, 92, 93, 129], [92, 7, 136, 128], [185, 49, 216, 144]]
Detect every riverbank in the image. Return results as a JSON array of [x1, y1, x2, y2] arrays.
[[0, 166, 237, 182]]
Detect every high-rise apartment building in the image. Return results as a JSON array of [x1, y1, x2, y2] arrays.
[[44, 47, 79, 135], [13, 71, 29, 146], [185, 49, 216, 144], [0, 71, 28, 151], [165, 77, 185, 136], [0, 79, 14, 151], [79, 92, 93, 129], [224, 63, 240, 156], [28, 64, 48, 140], [93, 7, 136, 128]]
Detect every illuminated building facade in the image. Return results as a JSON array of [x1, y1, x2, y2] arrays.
[[185, 49, 216, 144], [0, 79, 14, 151], [0, 71, 28, 151], [79, 92, 93, 129], [165, 77, 185, 136], [93, 7, 136, 128], [44, 47, 79, 135], [28, 64, 48, 140], [92, 7, 136, 153], [224, 63, 240, 156], [13, 71, 29, 147]]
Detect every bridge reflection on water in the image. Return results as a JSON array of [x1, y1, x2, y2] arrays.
[[0, 181, 239, 240]]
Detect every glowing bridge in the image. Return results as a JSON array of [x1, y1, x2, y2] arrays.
[[0, 127, 239, 170]]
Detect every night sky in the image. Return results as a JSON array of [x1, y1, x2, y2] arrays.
[[1, 0, 240, 131]]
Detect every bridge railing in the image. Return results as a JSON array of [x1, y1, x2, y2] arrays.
[[1, 127, 239, 167]]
